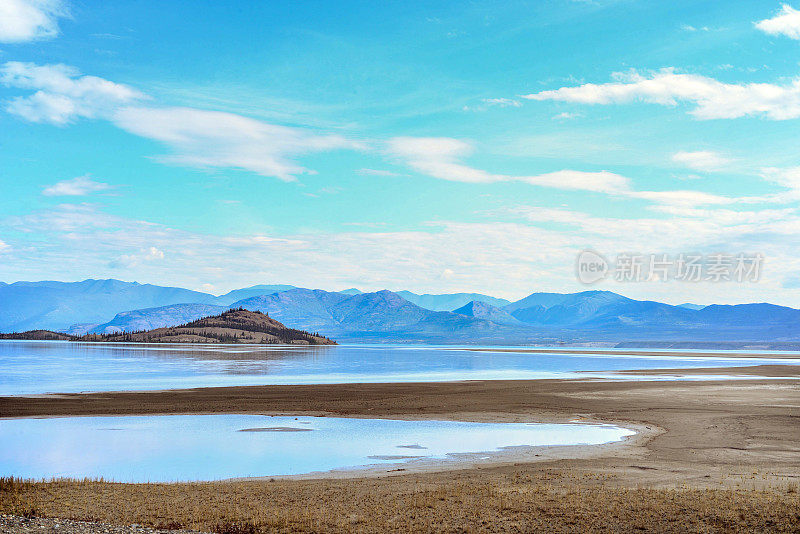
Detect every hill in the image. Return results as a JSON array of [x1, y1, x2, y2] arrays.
[[2, 309, 335, 345], [81, 309, 335, 345], [0, 330, 76, 341]]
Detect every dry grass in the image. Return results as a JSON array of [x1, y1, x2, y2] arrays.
[[2, 472, 800, 533]]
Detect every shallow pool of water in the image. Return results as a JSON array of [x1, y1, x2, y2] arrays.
[[0, 415, 634, 481]]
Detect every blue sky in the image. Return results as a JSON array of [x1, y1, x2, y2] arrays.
[[2, 0, 800, 304]]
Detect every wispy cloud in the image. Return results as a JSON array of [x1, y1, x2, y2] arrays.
[[113, 106, 359, 181], [671, 150, 732, 172], [482, 98, 521, 108], [42, 175, 112, 196], [552, 111, 582, 120], [1, 61, 363, 181], [0, 62, 143, 124], [387, 136, 631, 193], [356, 168, 400, 176], [524, 68, 800, 120], [0, 0, 68, 43], [753, 166, 800, 203], [386, 136, 740, 210], [756, 4, 800, 40], [109, 246, 164, 269], [680, 24, 709, 32]]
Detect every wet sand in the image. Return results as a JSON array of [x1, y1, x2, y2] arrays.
[[613, 363, 800, 377], [463, 347, 800, 359]]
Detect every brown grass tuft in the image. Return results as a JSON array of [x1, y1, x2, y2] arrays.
[[2, 471, 799, 533]]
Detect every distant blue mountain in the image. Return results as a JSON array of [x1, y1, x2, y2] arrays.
[[0, 279, 217, 332], [505, 291, 695, 329], [231, 289, 350, 332], [339, 288, 362, 295], [394, 291, 510, 311], [503, 292, 580, 313], [6, 279, 800, 345], [86, 303, 229, 334], [231, 289, 514, 340], [500, 291, 800, 342], [214, 284, 296, 305], [695, 303, 800, 325], [678, 303, 705, 310], [328, 290, 432, 331], [454, 301, 522, 326]]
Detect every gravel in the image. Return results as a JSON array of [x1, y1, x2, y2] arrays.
[[0, 515, 209, 534]]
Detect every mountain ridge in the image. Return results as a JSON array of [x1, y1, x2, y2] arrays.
[[4, 279, 800, 345]]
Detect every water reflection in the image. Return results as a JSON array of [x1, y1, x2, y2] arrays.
[[1, 341, 799, 395], [0, 414, 635, 481]]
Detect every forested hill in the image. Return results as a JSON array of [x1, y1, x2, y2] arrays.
[[1, 309, 336, 345]]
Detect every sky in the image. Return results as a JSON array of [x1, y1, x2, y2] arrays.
[[2, 0, 800, 305]]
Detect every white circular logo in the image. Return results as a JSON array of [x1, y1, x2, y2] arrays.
[[576, 250, 609, 284]]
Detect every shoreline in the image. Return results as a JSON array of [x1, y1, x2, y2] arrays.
[[462, 346, 800, 358], [265, 422, 653, 481], [3, 366, 799, 531], [2, 365, 799, 487], [0, 410, 653, 482]]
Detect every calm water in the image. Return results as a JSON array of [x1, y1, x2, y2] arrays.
[[0, 415, 634, 481], [1, 341, 799, 395]]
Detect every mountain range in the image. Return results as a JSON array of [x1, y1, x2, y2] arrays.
[[2, 279, 800, 345]]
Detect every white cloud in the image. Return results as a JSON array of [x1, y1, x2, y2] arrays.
[[387, 137, 737, 208], [0, 0, 67, 43], [356, 168, 400, 177], [42, 175, 112, 196], [524, 68, 800, 120], [387, 136, 631, 193], [110, 246, 165, 269], [552, 111, 582, 120], [762, 166, 800, 189], [2, 62, 362, 180], [751, 166, 800, 203], [113, 106, 359, 181], [482, 98, 521, 108], [671, 150, 732, 171], [627, 189, 732, 207], [0, 62, 143, 124], [756, 4, 800, 39], [9, 202, 115, 232], [2, 203, 581, 298], [6, 202, 800, 305]]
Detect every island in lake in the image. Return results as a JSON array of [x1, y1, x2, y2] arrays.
[[0, 308, 336, 345]]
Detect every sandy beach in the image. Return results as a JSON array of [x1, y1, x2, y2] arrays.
[[2, 363, 799, 532], [463, 347, 800, 359]]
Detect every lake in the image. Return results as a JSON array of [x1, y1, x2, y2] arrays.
[[0, 414, 635, 481], [1, 341, 798, 396]]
